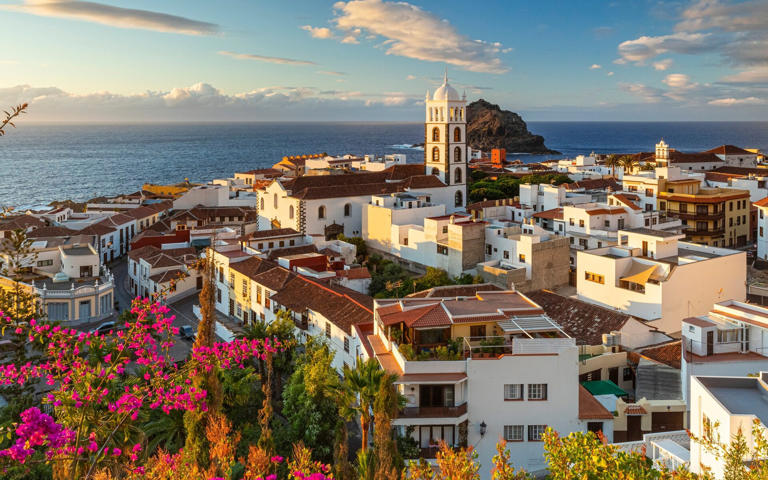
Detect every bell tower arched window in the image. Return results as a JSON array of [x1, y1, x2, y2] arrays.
[[454, 127, 461, 142], [432, 127, 440, 142], [432, 147, 440, 162], [454, 146, 462, 163], [454, 168, 462, 183], [344, 203, 351, 217], [431, 167, 439, 175], [318, 206, 326, 219], [455, 190, 463, 207]]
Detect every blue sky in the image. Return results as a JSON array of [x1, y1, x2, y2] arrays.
[[0, 0, 766, 121]]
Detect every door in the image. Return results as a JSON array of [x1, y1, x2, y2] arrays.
[[627, 415, 643, 441], [196, 276, 203, 290], [642, 241, 648, 256], [229, 299, 234, 316], [706, 330, 714, 356], [609, 367, 619, 385], [78, 300, 91, 321]]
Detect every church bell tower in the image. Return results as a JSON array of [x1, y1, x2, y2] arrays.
[[425, 70, 467, 211]]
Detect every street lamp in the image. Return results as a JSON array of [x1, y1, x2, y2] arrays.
[[479, 421, 487, 437]]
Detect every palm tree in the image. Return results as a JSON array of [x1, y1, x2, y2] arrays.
[[619, 155, 638, 175], [640, 162, 656, 171], [604, 154, 621, 178], [340, 358, 389, 450]]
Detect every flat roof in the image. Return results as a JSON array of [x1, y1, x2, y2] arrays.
[[698, 376, 768, 426], [622, 227, 683, 238]]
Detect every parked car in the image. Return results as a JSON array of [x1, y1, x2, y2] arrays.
[[179, 325, 196, 341], [89, 321, 115, 335]]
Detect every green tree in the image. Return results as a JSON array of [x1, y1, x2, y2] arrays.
[[372, 372, 403, 480], [337, 234, 368, 263], [620, 155, 638, 175], [604, 154, 622, 178], [282, 341, 342, 463], [340, 358, 387, 451]]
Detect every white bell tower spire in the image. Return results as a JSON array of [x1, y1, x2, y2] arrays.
[[424, 69, 467, 212]]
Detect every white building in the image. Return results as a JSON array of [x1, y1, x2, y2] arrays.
[[425, 71, 468, 210], [519, 183, 591, 213], [689, 372, 768, 479], [681, 300, 768, 405], [754, 196, 768, 261], [173, 184, 258, 210], [127, 245, 198, 300], [366, 288, 613, 476], [576, 228, 746, 333]]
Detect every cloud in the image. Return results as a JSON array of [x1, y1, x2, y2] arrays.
[[0, 83, 426, 122], [317, 70, 346, 76], [617, 32, 716, 65], [341, 35, 359, 44], [218, 51, 317, 66], [607, 71, 614, 76], [619, 83, 665, 103], [676, 0, 768, 33], [589, 64, 602, 70], [663, 73, 693, 89], [708, 96, 767, 106], [331, 0, 507, 73], [2, 1, 218, 35], [301, 25, 334, 39], [720, 67, 768, 84], [653, 59, 673, 71]]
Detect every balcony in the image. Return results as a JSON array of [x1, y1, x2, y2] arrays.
[[684, 227, 725, 237], [398, 403, 468, 419], [666, 209, 724, 222]]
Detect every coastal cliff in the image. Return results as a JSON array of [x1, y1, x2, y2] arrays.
[[466, 99, 559, 154]]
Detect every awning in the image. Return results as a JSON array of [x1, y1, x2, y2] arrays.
[[581, 380, 628, 397], [620, 261, 658, 286]]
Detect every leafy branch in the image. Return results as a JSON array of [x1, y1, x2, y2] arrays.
[[0, 103, 28, 137]]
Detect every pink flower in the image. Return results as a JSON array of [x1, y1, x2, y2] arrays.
[[112, 448, 121, 457]]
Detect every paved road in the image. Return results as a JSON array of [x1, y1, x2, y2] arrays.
[[109, 257, 134, 314]]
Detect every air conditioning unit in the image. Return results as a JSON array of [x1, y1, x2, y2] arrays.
[[602, 333, 618, 347]]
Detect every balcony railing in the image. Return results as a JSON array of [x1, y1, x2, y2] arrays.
[[684, 227, 725, 236], [398, 403, 468, 418], [666, 209, 724, 221]]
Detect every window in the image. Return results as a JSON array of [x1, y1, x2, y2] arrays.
[[325, 322, 331, 339], [761, 227, 764, 237], [503, 384, 523, 401], [290, 239, 295, 246], [730, 201, 733, 211], [717, 329, 739, 343], [660, 201, 666, 210], [518, 253, 526, 262], [680, 203, 688, 213], [454, 191, 463, 207], [289, 205, 294, 219], [273, 193, 278, 209], [579, 219, 585, 227], [503, 250, 509, 259], [344, 337, 350, 353], [623, 367, 633, 381], [569, 218, 574, 226], [260, 198, 264, 210], [604, 220, 610, 228], [442, 226, 448, 234], [453, 127, 461, 142], [437, 245, 448, 255], [402, 237, 408, 246], [470, 325, 486, 338], [236, 303, 242, 317], [584, 272, 604, 284], [504, 425, 524, 442], [645, 188, 653, 197], [454, 168, 462, 183], [431, 167, 439, 175], [454, 146, 462, 163], [229, 274, 234, 288], [432, 147, 440, 162], [218, 267, 224, 283], [37, 259, 53, 267], [432, 127, 440, 142], [528, 384, 547, 400], [618, 218, 625, 229], [344, 203, 351, 217], [318, 205, 326, 219], [528, 425, 547, 441], [703, 415, 713, 441]]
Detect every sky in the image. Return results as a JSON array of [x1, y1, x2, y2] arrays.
[[0, 0, 767, 122]]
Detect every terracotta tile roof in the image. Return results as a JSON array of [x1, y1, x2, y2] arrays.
[[230, 256, 279, 279], [639, 340, 681, 369], [98, 213, 135, 227], [79, 223, 117, 236], [128, 245, 197, 267], [252, 266, 296, 291], [532, 207, 564, 220], [292, 182, 403, 200], [336, 267, 371, 280], [123, 205, 162, 220], [754, 197, 768, 207], [27, 226, 79, 238], [466, 198, 520, 211], [525, 290, 634, 346], [266, 244, 318, 260], [705, 172, 738, 183], [564, 178, 620, 191], [682, 316, 716, 328], [658, 190, 749, 203], [578, 385, 614, 420], [242, 228, 301, 240], [401, 175, 446, 189], [624, 404, 648, 416], [380, 303, 451, 328], [611, 193, 642, 211], [237, 168, 283, 176], [667, 151, 723, 164], [270, 276, 373, 335], [714, 166, 768, 176], [0, 215, 46, 231], [704, 145, 754, 155], [149, 268, 185, 284]]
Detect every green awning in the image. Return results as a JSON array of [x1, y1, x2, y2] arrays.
[[580, 380, 628, 397], [190, 238, 211, 247]]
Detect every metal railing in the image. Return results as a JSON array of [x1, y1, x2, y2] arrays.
[[399, 403, 468, 418]]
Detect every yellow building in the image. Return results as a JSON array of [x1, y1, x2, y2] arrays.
[[658, 183, 750, 247], [142, 181, 197, 197]]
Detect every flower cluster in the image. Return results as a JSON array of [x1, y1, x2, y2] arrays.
[[0, 407, 75, 463], [0, 297, 286, 472]]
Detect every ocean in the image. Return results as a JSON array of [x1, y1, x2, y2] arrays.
[[1, 121, 767, 210]]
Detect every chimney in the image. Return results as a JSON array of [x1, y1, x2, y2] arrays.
[[449, 215, 455, 224]]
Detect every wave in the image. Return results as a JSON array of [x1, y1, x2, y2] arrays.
[[390, 144, 422, 150]]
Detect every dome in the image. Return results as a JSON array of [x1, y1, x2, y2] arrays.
[[433, 83, 460, 101], [432, 70, 460, 101]]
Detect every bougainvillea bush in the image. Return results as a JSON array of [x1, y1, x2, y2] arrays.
[[0, 298, 288, 479]]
